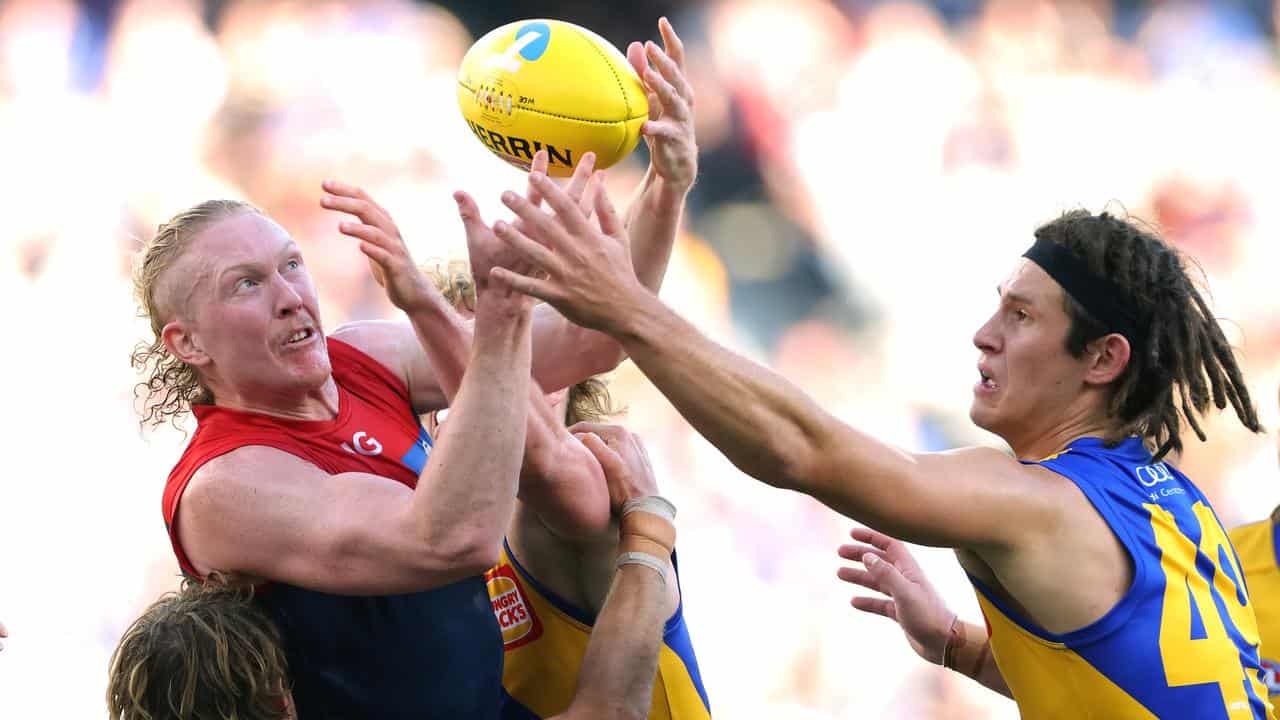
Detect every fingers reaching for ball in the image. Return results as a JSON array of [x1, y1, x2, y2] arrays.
[[628, 18, 698, 189], [525, 150, 550, 208], [489, 174, 645, 332]]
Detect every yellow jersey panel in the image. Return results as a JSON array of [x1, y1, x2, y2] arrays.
[[1230, 517, 1280, 696], [974, 591, 1159, 719], [485, 541, 711, 719], [967, 437, 1273, 719]]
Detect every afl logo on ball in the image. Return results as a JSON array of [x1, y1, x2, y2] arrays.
[[485, 564, 542, 650]]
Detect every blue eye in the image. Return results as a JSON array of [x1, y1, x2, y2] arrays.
[[286, 259, 301, 270], [237, 277, 258, 290]]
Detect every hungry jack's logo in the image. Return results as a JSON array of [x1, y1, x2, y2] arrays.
[[486, 563, 543, 650]]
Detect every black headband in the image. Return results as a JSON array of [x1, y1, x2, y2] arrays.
[[1022, 236, 1145, 346]]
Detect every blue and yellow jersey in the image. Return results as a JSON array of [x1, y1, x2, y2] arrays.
[[1229, 511, 1280, 697], [967, 437, 1273, 719], [485, 540, 711, 719]]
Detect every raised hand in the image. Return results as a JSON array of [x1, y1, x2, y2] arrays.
[[519, 149, 601, 230], [489, 173, 647, 333], [452, 191, 535, 312], [836, 527, 957, 665], [627, 18, 697, 190], [571, 423, 659, 513], [321, 180, 437, 313]]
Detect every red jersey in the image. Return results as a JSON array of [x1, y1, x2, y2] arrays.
[[162, 336, 434, 577], [159, 337, 504, 720]]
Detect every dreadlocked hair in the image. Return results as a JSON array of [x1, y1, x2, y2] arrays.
[[106, 575, 292, 720], [1036, 210, 1261, 460]]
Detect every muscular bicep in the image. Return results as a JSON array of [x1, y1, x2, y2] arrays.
[[805, 431, 1066, 551], [176, 447, 474, 595]]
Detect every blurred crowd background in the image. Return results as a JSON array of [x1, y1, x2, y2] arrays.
[[4, 0, 1280, 716]]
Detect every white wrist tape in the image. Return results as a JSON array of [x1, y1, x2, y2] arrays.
[[615, 551, 668, 587], [621, 495, 677, 523]]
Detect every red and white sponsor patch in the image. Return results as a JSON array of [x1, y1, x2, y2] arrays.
[[485, 563, 543, 650]]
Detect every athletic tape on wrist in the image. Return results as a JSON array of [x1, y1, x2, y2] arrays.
[[615, 551, 668, 587], [622, 496, 676, 522], [620, 504, 677, 558]]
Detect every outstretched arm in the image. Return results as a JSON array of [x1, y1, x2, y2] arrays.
[[622, 17, 696, 293], [487, 173, 1061, 550], [554, 430, 680, 720], [838, 527, 1011, 697]]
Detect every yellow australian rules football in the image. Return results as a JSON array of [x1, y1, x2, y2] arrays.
[[457, 19, 649, 177]]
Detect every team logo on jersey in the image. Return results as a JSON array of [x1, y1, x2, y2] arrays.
[[1134, 462, 1173, 487], [341, 431, 383, 457], [1261, 657, 1280, 696], [485, 563, 542, 650]]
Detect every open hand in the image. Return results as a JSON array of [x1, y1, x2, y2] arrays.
[[627, 18, 697, 190], [321, 180, 436, 313], [488, 173, 648, 333], [517, 149, 602, 231], [836, 527, 956, 665]]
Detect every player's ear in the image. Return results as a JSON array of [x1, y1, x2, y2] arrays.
[[1083, 333, 1130, 386], [162, 319, 210, 368]]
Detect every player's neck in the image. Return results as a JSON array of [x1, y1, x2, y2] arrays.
[[1010, 409, 1117, 462], [211, 376, 341, 421]]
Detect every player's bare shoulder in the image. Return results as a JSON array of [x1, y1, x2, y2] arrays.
[[330, 320, 410, 373], [934, 445, 1079, 534], [331, 320, 446, 411]]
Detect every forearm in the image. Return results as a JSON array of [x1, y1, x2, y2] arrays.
[[616, 294, 836, 490], [613, 296, 997, 547], [529, 303, 626, 394], [412, 300, 531, 561], [528, 169, 686, 397], [562, 563, 667, 720], [945, 621, 1011, 698], [405, 300, 609, 537], [624, 166, 687, 293], [403, 296, 472, 405]]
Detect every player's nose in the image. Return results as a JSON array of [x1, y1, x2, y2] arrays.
[[972, 313, 1001, 354], [273, 275, 305, 317]]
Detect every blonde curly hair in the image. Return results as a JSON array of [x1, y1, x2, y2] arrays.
[[422, 258, 622, 425], [107, 575, 292, 720], [131, 200, 261, 429]]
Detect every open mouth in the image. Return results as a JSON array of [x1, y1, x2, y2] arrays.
[[978, 367, 997, 390], [286, 328, 315, 345]]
